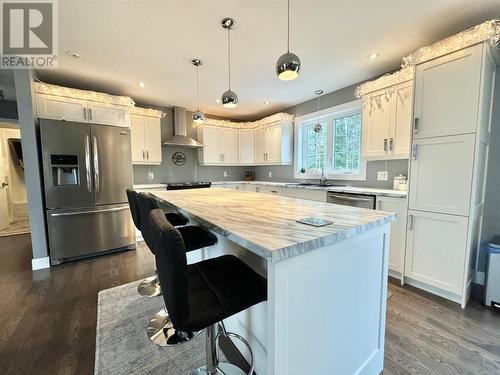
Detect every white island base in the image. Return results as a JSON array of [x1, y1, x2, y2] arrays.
[[188, 224, 390, 375]]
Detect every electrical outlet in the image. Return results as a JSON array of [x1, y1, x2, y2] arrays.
[[224, 171, 228, 177], [147, 171, 154, 180], [377, 171, 388, 181], [268, 171, 272, 178]]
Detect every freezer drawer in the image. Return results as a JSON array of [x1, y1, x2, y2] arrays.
[[47, 204, 135, 264]]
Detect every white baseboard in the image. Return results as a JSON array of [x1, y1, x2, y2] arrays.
[[32, 256, 50, 270]]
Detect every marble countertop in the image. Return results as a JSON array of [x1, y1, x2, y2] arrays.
[[151, 188, 396, 262], [133, 183, 167, 190], [211, 180, 407, 198]]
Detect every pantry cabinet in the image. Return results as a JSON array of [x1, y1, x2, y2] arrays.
[[130, 111, 162, 165], [404, 42, 496, 307], [362, 81, 413, 160], [36, 93, 130, 127]]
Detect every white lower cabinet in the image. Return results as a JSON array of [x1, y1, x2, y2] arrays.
[[377, 197, 407, 275], [281, 187, 326, 202], [405, 210, 468, 296]]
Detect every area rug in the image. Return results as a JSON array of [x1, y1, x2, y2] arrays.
[[95, 280, 225, 375]]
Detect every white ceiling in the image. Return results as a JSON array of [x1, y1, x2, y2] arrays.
[[36, 0, 500, 120]]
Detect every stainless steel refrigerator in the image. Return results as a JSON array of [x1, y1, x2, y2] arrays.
[[40, 119, 135, 264]]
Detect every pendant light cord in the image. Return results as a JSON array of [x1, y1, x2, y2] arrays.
[[196, 64, 200, 110], [227, 28, 231, 90], [287, 0, 290, 53]]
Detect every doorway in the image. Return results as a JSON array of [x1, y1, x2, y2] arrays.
[[0, 123, 29, 236]]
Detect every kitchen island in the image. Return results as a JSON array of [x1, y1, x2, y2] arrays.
[[152, 188, 396, 375]]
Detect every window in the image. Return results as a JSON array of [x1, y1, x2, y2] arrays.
[[294, 100, 366, 180]]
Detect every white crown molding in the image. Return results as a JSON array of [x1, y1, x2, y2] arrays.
[[201, 112, 294, 129], [34, 81, 135, 107], [356, 19, 499, 98], [130, 106, 166, 118]]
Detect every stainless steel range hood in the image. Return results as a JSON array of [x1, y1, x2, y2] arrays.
[[163, 107, 204, 148]]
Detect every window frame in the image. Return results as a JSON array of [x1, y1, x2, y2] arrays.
[[294, 99, 366, 181]]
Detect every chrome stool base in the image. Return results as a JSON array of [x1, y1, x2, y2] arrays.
[[147, 308, 201, 346], [190, 362, 247, 375], [137, 274, 161, 297]]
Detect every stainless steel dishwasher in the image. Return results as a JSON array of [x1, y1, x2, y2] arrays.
[[327, 191, 376, 209]]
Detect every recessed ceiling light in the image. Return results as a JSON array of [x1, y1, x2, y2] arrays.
[[367, 52, 380, 60], [138, 82, 145, 88], [215, 98, 221, 104], [65, 50, 82, 59], [265, 100, 271, 105]]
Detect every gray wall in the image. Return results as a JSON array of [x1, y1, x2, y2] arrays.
[[133, 106, 247, 184], [479, 68, 500, 278]]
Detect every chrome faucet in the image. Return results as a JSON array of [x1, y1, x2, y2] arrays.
[[319, 166, 327, 186]]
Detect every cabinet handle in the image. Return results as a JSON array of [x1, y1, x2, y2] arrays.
[[389, 138, 394, 151], [411, 144, 418, 160], [383, 138, 388, 152], [408, 215, 414, 230], [83, 108, 87, 120], [146, 150, 149, 159], [223, 154, 225, 162], [414, 118, 419, 133], [142, 150, 145, 159], [89, 108, 93, 121]]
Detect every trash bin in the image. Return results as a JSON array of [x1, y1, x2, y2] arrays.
[[485, 236, 500, 310]]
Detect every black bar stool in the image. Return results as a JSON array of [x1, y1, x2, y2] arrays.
[[126, 189, 190, 297], [149, 208, 267, 374], [137, 193, 218, 347]]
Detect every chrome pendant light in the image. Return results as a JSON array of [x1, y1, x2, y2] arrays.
[[221, 18, 238, 108], [276, 0, 301, 81], [314, 90, 323, 133], [191, 59, 206, 124]]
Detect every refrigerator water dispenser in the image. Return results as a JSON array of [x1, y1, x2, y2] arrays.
[[51, 154, 79, 186]]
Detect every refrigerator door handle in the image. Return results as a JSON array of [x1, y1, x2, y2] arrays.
[[84, 135, 92, 192], [93, 135, 100, 192], [49, 206, 129, 217]]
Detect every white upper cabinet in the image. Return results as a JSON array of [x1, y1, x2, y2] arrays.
[[254, 126, 268, 163], [390, 82, 413, 158], [362, 80, 413, 160], [362, 90, 392, 159], [220, 127, 238, 164], [197, 114, 293, 166], [238, 128, 254, 164], [408, 134, 475, 216], [87, 102, 130, 127], [37, 93, 89, 123], [36, 93, 131, 127], [413, 44, 482, 139], [198, 125, 221, 164], [254, 122, 293, 165], [130, 110, 162, 165]]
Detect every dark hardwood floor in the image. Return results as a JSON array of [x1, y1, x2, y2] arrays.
[[1, 234, 499, 375]]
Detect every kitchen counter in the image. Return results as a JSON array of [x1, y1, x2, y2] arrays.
[[152, 188, 395, 262], [133, 183, 167, 190], [151, 187, 392, 374], [211, 180, 407, 198]]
